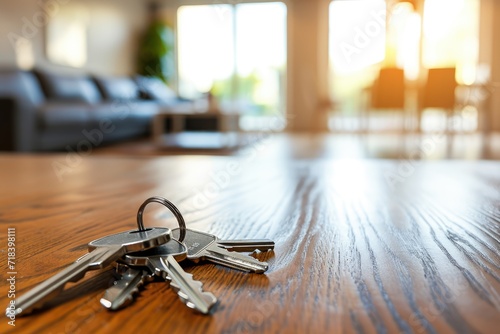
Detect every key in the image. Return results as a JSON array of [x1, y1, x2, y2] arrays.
[[100, 265, 154, 311], [217, 239, 275, 253], [122, 240, 216, 314], [121, 239, 217, 314], [171, 228, 269, 273], [10, 227, 171, 316]]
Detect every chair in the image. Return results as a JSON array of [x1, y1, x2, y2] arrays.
[[418, 67, 457, 132], [362, 67, 406, 132]]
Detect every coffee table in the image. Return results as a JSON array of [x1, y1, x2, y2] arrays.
[[152, 111, 241, 149]]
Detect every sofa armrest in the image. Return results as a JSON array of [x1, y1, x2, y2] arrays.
[[0, 97, 38, 151], [0, 98, 16, 151]]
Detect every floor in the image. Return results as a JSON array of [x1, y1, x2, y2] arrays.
[[93, 132, 500, 160]]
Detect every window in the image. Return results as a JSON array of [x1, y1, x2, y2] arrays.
[[177, 5, 233, 100], [422, 0, 479, 85], [328, 0, 480, 132], [328, 0, 386, 130], [329, 0, 386, 74], [177, 2, 287, 130]]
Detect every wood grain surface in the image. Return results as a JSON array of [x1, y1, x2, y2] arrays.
[[0, 152, 499, 334]]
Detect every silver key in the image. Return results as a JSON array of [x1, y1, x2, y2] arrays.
[[171, 228, 269, 273], [121, 239, 217, 314], [217, 239, 275, 253], [100, 265, 154, 311], [11, 227, 171, 316]]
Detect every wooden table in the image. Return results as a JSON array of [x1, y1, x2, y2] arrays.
[[152, 111, 241, 149], [0, 153, 499, 333]]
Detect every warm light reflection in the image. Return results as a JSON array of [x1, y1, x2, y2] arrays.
[[325, 161, 372, 200]]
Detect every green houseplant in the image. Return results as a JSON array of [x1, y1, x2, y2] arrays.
[[137, 21, 174, 84]]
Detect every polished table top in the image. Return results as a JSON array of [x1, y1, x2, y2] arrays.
[[0, 153, 499, 333]]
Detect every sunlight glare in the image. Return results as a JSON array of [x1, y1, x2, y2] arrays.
[[178, 5, 234, 96], [329, 0, 386, 74], [389, 3, 421, 80], [236, 3, 286, 77], [423, 0, 479, 84]]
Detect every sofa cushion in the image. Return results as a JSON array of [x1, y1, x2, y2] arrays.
[[34, 69, 102, 104], [135, 75, 178, 105], [0, 69, 44, 106], [89, 101, 158, 129], [37, 102, 92, 131], [94, 76, 140, 101]]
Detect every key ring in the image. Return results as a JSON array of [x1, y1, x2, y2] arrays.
[[137, 196, 186, 242]]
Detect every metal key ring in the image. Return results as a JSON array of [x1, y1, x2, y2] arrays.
[[137, 196, 186, 242]]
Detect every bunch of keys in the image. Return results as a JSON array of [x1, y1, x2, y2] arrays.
[[8, 197, 274, 317], [100, 197, 274, 314]]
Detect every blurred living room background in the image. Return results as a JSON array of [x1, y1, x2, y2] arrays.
[[1, 0, 499, 159]]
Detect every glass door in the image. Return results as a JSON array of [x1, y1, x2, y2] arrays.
[[177, 2, 287, 131]]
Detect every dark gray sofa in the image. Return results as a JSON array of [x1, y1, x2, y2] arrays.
[[0, 68, 193, 151]]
